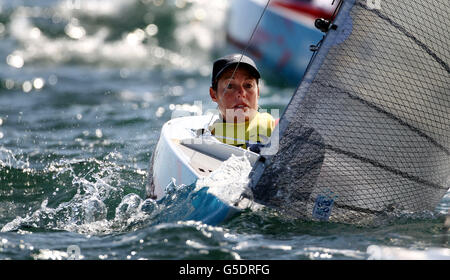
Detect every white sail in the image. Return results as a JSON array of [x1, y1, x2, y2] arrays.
[[250, 0, 450, 225]]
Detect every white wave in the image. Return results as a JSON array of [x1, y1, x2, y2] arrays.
[[0, 147, 30, 170], [296, 246, 366, 259], [195, 154, 259, 209], [367, 245, 450, 260], [1, 157, 122, 235]]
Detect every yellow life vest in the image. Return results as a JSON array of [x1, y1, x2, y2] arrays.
[[210, 112, 276, 149]]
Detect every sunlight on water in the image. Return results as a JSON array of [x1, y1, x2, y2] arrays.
[[0, 0, 448, 261], [3, 0, 229, 69], [367, 245, 450, 260]]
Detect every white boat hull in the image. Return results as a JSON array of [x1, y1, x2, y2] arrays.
[[146, 115, 260, 225]]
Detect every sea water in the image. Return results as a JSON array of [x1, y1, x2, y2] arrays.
[[0, 0, 449, 260]]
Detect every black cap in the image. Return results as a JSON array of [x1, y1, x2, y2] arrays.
[[211, 54, 260, 87]]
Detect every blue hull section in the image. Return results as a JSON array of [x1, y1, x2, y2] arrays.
[[187, 187, 240, 226]]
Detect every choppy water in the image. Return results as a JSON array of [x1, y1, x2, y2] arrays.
[[0, 0, 449, 261]]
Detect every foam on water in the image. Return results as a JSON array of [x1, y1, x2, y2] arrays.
[[195, 154, 253, 206], [1, 153, 259, 236], [0, 155, 151, 235], [367, 245, 450, 260], [0, 147, 30, 170]]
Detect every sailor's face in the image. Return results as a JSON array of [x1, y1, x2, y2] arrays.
[[210, 66, 260, 122]]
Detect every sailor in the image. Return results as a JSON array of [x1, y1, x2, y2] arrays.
[[208, 54, 276, 152]]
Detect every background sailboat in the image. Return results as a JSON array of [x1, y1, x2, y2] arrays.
[[226, 0, 337, 85]]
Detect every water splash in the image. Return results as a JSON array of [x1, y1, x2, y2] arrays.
[[196, 154, 254, 206], [0, 155, 148, 235], [0, 147, 30, 170], [367, 245, 450, 260]]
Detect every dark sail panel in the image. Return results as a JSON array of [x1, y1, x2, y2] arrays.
[[250, 0, 450, 225]]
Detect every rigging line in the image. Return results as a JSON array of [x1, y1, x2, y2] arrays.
[[308, 0, 342, 67], [358, 2, 450, 74], [208, 0, 272, 127], [330, 0, 343, 20], [272, 0, 343, 141], [302, 0, 343, 78], [225, 0, 271, 89]]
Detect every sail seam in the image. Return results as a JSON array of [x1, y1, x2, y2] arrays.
[[357, 2, 450, 74], [324, 144, 447, 191], [286, 135, 447, 190], [317, 81, 450, 157], [333, 202, 385, 215]]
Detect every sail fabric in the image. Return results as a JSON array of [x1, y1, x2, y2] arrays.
[[250, 0, 450, 225]]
